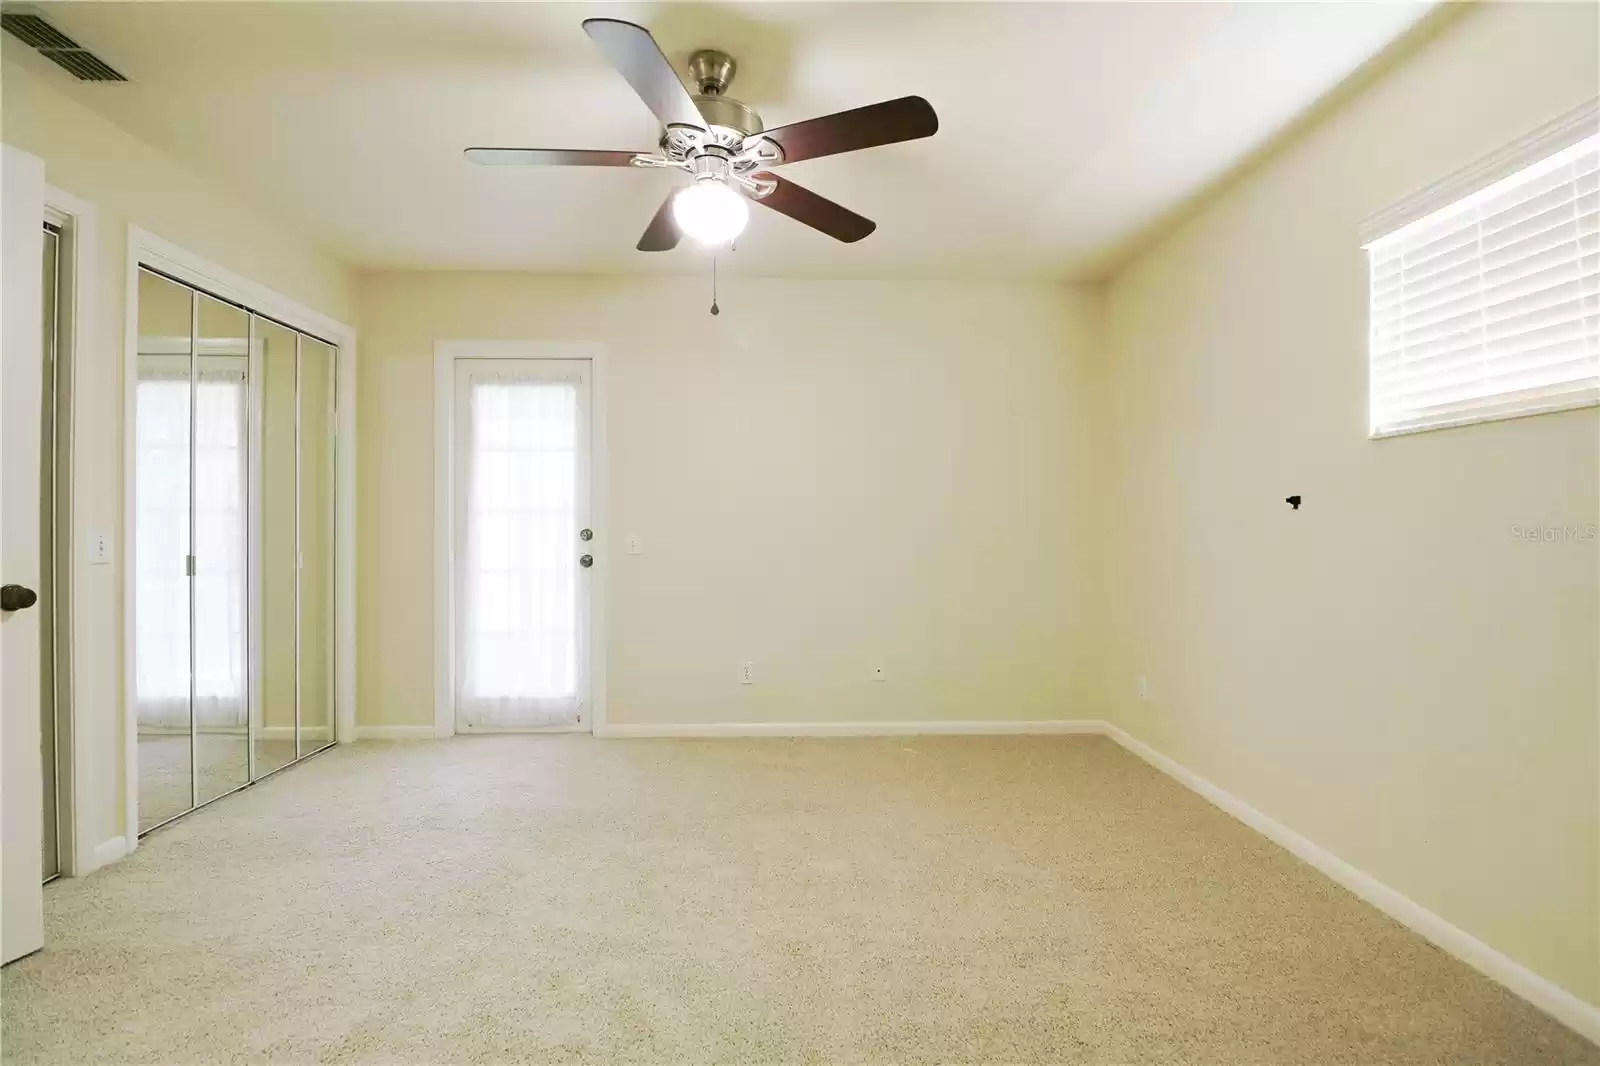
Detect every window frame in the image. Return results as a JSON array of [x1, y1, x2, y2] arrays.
[[1361, 98, 1599, 439]]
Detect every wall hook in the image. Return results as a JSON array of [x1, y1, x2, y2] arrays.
[[1285, 495, 1302, 510]]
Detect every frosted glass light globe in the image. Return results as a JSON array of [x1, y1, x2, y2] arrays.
[[672, 179, 749, 246]]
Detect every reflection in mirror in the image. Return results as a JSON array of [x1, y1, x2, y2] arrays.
[[299, 338, 336, 756], [135, 270, 195, 831], [193, 294, 251, 804], [300, 336, 337, 752], [255, 318, 298, 777]]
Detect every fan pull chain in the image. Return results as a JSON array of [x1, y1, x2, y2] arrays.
[[710, 255, 720, 316]]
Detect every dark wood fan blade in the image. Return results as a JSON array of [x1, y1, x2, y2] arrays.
[[637, 192, 680, 251], [582, 18, 705, 131], [464, 148, 640, 167], [746, 96, 937, 166], [752, 175, 875, 243]]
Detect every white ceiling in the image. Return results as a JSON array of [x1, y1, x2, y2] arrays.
[[18, 1, 1435, 279]]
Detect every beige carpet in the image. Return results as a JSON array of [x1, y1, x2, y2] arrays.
[[3, 735, 1594, 1064]]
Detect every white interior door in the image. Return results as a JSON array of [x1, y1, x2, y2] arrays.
[[2, 144, 47, 963], [452, 358, 591, 732]]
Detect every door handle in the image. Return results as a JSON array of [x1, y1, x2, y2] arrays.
[[579, 554, 593, 569], [1, 584, 38, 612]]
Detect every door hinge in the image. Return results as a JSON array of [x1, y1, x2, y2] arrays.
[[185, 554, 197, 576]]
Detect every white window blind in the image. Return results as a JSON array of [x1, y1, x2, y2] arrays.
[[1366, 132, 1600, 436]]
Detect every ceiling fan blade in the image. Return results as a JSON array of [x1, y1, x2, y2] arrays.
[[464, 148, 640, 167], [637, 192, 680, 252], [746, 96, 937, 166], [582, 18, 705, 131], [752, 175, 875, 243]]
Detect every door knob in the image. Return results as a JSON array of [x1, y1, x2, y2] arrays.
[[579, 528, 593, 542], [1, 584, 38, 612], [579, 554, 593, 569]]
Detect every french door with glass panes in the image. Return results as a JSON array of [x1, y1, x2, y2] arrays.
[[452, 359, 591, 732]]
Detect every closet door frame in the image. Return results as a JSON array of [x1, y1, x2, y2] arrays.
[[122, 227, 358, 852], [41, 186, 96, 878]]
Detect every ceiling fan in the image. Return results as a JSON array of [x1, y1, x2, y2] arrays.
[[465, 18, 938, 251]]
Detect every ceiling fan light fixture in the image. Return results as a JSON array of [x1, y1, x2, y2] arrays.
[[672, 177, 749, 246]]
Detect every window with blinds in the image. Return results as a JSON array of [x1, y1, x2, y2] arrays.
[[1366, 131, 1599, 437]]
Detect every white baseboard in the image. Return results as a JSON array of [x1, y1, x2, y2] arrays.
[[1101, 721, 1600, 1045], [354, 724, 440, 740], [256, 725, 334, 742], [600, 719, 1104, 739], [138, 726, 332, 740], [90, 836, 127, 871]]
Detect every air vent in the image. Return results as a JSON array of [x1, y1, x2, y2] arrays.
[[2, 10, 126, 82]]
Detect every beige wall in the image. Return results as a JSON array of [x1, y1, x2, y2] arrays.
[[2, 54, 354, 851], [1092, 1, 1599, 1007], [356, 274, 1099, 730]]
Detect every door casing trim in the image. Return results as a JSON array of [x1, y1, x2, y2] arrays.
[[41, 185, 95, 877], [431, 340, 609, 740]]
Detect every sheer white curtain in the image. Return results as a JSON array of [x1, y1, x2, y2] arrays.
[[456, 366, 582, 729], [136, 364, 247, 729]]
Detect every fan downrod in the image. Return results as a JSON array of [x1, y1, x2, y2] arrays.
[[688, 49, 736, 95]]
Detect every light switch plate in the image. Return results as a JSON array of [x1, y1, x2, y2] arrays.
[[89, 531, 111, 565], [626, 535, 640, 555]]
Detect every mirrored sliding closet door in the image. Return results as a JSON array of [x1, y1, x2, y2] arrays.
[[135, 269, 338, 835]]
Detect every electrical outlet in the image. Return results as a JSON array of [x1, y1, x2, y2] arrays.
[[870, 661, 887, 682], [1136, 675, 1150, 702], [89, 531, 111, 566], [740, 661, 754, 685]]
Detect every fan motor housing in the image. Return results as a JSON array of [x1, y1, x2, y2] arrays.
[[691, 93, 763, 139], [682, 49, 762, 142]]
